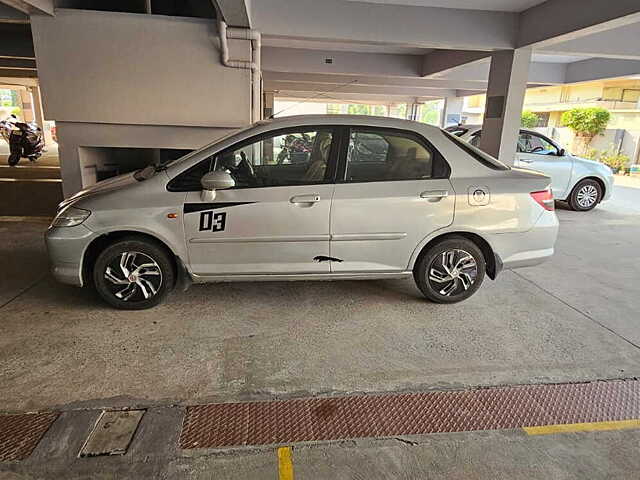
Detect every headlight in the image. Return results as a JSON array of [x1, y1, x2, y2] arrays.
[[51, 206, 91, 228]]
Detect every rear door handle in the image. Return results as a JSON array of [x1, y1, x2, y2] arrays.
[[290, 194, 321, 206], [420, 190, 449, 202]]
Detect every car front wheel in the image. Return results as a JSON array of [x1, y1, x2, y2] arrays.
[[93, 237, 174, 310], [568, 179, 602, 211], [414, 237, 486, 304]]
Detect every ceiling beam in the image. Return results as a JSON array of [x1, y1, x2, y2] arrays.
[[566, 58, 640, 84], [212, 0, 251, 28], [517, 0, 640, 48], [273, 91, 439, 104], [542, 23, 640, 61], [0, 75, 37, 86], [0, 57, 35, 68], [422, 49, 491, 78], [252, 0, 517, 51], [264, 79, 456, 99], [0, 3, 28, 22], [0, 24, 35, 58], [262, 47, 422, 78], [0, 67, 35, 76], [0, 0, 52, 15], [432, 59, 567, 86], [263, 71, 488, 91]]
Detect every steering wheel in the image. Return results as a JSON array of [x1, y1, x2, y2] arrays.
[[530, 146, 544, 154]]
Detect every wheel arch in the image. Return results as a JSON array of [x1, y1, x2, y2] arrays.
[[568, 175, 606, 201], [410, 231, 499, 280], [82, 229, 183, 287]]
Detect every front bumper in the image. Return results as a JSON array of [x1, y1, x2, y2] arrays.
[[45, 224, 96, 287], [602, 173, 615, 202]]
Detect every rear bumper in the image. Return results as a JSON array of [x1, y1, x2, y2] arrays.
[[487, 211, 559, 272], [45, 224, 95, 287]]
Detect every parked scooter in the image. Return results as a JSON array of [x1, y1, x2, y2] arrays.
[[0, 115, 45, 166]]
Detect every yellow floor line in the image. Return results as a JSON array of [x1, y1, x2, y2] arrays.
[[278, 446, 294, 480], [524, 419, 640, 436]]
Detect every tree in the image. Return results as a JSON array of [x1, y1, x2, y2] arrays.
[[420, 101, 441, 125], [560, 107, 611, 155], [521, 110, 539, 128]]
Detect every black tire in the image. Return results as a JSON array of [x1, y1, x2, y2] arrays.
[[93, 237, 175, 310], [568, 179, 602, 211], [413, 236, 486, 304], [7, 153, 20, 166]]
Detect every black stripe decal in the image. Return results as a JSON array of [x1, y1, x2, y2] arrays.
[[183, 202, 256, 214]]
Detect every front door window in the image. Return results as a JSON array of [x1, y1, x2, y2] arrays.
[[216, 129, 334, 188], [518, 133, 558, 156]]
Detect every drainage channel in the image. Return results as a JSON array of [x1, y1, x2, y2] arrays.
[[1, 379, 639, 463]]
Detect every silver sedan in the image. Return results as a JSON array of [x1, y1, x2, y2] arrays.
[[46, 115, 559, 309], [447, 125, 614, 211]]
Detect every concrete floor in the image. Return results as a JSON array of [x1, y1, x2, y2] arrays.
[[1, 180, 640, 478]]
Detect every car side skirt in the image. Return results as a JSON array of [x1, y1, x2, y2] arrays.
[[191, 271, 413, 283]]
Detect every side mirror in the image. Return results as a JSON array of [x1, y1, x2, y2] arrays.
[[557, 148, 566, 157], [200, 170, 235, 202]]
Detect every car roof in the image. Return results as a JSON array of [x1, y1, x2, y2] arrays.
[[256, 114, 444, 134]]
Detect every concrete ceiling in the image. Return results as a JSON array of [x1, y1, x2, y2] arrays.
[[342, 0, 546, 12]]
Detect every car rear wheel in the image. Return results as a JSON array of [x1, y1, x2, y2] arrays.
[[568, 179, 602, 211], [93, 237, 174, 310], [414, 237, 486, 304]]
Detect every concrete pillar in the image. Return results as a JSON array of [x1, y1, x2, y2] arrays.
[[479, 48, 532, 165], [263, 91, 275, 119], [407, 102, 420, 121], [29, 86, 45, 130], [19, 88, 34, 122], [441, 96, 464, 127]]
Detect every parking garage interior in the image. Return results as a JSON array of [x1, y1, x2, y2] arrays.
[[1, 0, 640, 478]]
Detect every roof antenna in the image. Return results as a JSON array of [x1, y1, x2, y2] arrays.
[[269, 79, 359, 119]]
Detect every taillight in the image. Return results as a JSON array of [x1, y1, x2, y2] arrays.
[[530, 189, 555, 211]]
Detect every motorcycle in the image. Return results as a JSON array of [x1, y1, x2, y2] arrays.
[[0, 115, 46, 166], [277, 133, 313, 164]]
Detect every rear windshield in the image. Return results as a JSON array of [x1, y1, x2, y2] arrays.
[[441, 130, 510, 171]]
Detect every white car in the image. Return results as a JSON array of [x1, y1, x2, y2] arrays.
[[46, 115, 558, 309], [446, 125, 614, 211]]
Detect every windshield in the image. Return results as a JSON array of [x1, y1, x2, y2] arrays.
[[164, 124, 262, 169], [441, 129, 510, 171], [133, 124, 259, 181]]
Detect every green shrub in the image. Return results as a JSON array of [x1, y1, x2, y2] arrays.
[[560, 107, 610, 136], [587, 145, 629, 172], [521, 110, 539, 128], [560, 107, 611, 155]]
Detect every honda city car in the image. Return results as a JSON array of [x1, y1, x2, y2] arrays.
[[46, 115, 559, 309]]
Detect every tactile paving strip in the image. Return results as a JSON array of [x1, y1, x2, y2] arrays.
[[0, 412, 58, 462], [180, 380, 640, 449]]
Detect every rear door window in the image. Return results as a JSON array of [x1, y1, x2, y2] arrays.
[[345, 129, 433, 182]]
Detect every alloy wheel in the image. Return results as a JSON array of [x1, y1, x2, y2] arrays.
[[103, 251, 163, 302], [576, 184, 599, 209], [427, 249, 478, 297]]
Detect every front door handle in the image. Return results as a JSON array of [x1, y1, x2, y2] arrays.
[[420, 190, 449, 202], [519, 158, 534, 163], [290, 194, 321, 206]]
